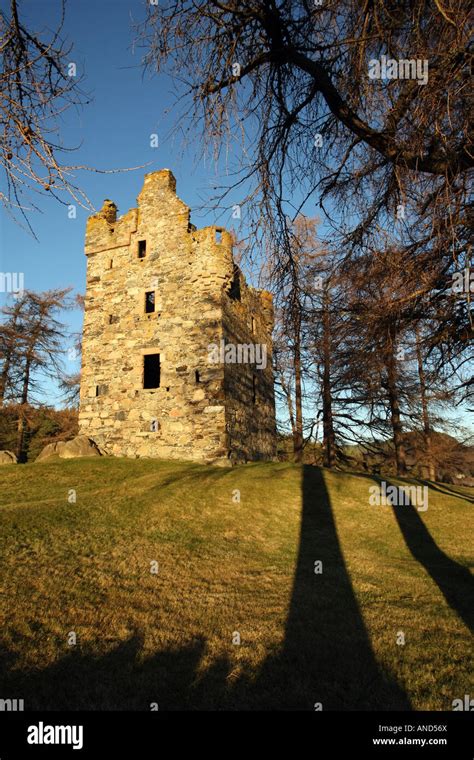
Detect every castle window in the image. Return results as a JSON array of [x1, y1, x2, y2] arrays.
[[145, 291, 155, 313], [109, 259, 113, 269], [138, 240, 147, 259], [195, 370, 200, 383], [228, 265, 241, 301], [95, 384, 108, 397], [252, 374, 257, 404], [251, 317, 256, 334], [143, 354, 160, 389], [215, 229, 222, 243]]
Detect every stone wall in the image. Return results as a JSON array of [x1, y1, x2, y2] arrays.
[[222, 271, 276, 462], [78, 170, 276, 463]]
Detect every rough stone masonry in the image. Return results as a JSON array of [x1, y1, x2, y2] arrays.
[[78, 170, 276, 464]]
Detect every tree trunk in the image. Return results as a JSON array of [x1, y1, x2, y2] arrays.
[[321, 289, 336, 468], [416, 329, 436, 481], [293, 322, 304, 463], [280, 374, 296, 433], [0, 306, 21, 406], [385, 330, 407, 477], [15, 360, 30, 462], [0, 354, 11, 406]]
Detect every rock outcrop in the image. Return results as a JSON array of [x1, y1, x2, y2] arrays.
[[36, 436, 102, 461], [0, 450, 18, 465]]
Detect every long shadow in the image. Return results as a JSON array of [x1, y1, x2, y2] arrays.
[[0, 634, 211, 711], [0, 466, 411, 710], [414, 478, 474, 504], [373, 476, 474, 634], [229, 466, 411, 709]]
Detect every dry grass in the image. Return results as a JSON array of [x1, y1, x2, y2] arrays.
[[0, 458, 472, 710]]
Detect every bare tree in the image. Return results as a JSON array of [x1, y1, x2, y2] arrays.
[[0, 1, 94, 226], [59, 293, 84, 407], [1, 1, 143, 229], [415, 326, 436, 480], [0, 291, 27, 405], [306, 250, 353, 468], [1, 289, 71, 461], [136, 1, 472, 272], [273, 216, 328, 462], [340, 249, 437, 476]]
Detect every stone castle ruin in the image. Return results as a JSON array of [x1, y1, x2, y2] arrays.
[[78, 170, 276, 464]]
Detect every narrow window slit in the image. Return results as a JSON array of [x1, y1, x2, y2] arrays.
[[145, 291, 155, 313], [143, 354, 160, 389]]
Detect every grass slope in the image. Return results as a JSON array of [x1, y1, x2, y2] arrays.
[[0, 458, 472, 710]]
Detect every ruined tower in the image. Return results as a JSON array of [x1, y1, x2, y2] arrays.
[[78, 170, 276, 463]]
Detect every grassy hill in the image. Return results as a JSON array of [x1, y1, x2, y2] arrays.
[[0, 458, 472, 710]]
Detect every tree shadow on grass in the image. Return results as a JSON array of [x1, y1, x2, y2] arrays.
[[228, 466, 410, 709], [412, 479, 474, 504], [0, 634, 211, 711], [0, 466, 410, 710], [371, 476, 474, 634]]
